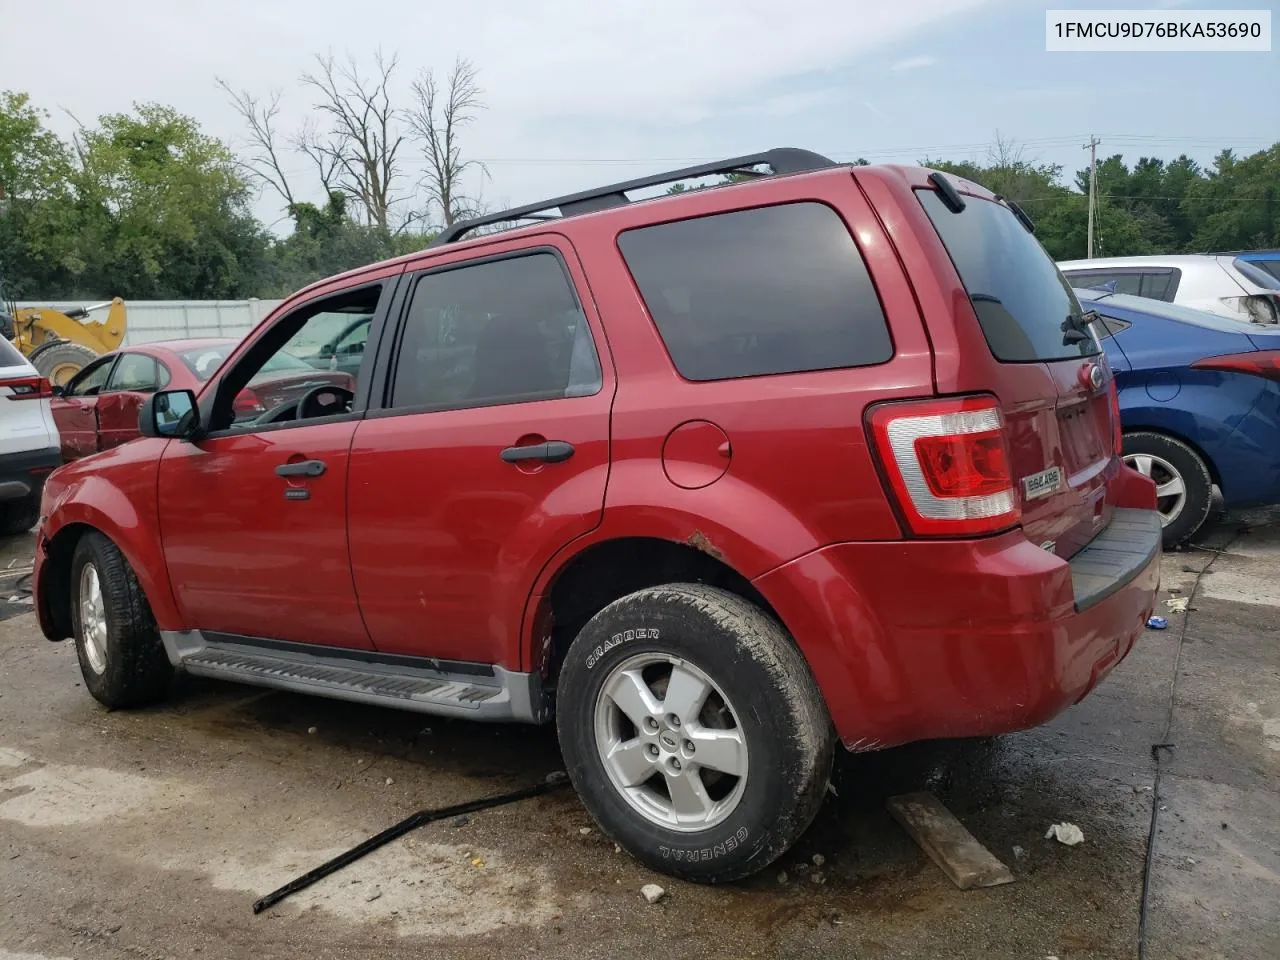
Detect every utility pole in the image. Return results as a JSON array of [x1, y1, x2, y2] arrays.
[[1084, 136, 1100, 259]]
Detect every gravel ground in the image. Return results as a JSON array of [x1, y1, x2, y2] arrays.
[[0, 511, 1276, 960]]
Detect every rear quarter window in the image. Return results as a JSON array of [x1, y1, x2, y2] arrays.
[[1233, 257, 1280, 291], [617, 202, 893, 381], [0, 337, 27, 368], [919, 189, 1100, 363]]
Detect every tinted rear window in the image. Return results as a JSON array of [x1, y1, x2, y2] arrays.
[[1233, 257, 1280, 290], [0, 336, 26, 368], [918, 189, 1099, 363], [618, 202, 893, 381]]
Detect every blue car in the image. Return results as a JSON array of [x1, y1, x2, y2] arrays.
[[1077, 288, 1280, 546]]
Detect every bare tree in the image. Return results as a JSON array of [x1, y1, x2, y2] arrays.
[[407, 58, 487, 228], [986, 130, 1026, 170], [293, 118, 343, 199], [216, 80, 298, 215], [301, 50, 407, 231]]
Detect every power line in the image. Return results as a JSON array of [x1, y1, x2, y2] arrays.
[[263, 135, 1275, 176]]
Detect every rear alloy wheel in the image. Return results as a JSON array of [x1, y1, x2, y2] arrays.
[[1122, 431, 1213, 548], [594, 652, 749, 832], [557, 583, 834, 883]]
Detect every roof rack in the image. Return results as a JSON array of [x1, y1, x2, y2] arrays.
[[428, 147, 837, 247]]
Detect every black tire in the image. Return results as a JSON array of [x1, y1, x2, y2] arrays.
[[0, 495, 39, 536], [70, 532, 172, 708], [1123, 431, 1213, 548], [556, 583, 834, 883], [30, 340, 99, 387]]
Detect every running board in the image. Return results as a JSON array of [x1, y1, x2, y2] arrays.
[[160, 631, 549, 724]]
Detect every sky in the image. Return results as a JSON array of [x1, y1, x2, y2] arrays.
[[4, 0, 1277, 231]]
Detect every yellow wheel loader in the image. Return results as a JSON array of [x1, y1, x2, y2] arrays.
[[0, 298, 126, 386]]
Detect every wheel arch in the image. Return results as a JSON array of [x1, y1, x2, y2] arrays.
[[38, 503, 179, 640], [1121, 423, 1223, 490], [530, 535, 787, 685], [36, 521, 97, 640]]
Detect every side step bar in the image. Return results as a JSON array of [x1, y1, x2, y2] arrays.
[[161, 631, 550, 724]]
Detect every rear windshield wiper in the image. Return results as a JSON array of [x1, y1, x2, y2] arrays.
[[1061, 310, 1098, 346]]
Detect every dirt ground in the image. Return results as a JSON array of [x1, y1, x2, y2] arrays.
[[1, 512, 1277, 960]]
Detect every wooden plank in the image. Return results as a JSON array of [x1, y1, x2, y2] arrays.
[[887, 791, 1015, 891]]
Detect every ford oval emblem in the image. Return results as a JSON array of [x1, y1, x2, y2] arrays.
[[1080, 363, 1103, 390]]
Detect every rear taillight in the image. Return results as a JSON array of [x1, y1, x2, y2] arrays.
[[1239, 293, 1280, 325], [233, 386, 264, 416], [2, 375, 51, 400], [1109, 378, 1123, 456], [1190, 350, 1280, 382], [867, 395, 1020, 537]]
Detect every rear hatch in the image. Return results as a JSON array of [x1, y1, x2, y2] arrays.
[[1221, 257, 1280, 325], [0, 340, 58, 456], [916, 185, 1119, 559]]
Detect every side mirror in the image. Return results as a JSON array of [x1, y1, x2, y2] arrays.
[[139, 389, 200, 440], [50, 384, 65, 397]]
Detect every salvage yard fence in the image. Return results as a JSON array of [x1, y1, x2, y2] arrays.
[[14, 299, 285, 346]]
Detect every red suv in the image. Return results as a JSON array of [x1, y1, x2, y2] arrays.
[[32, 149, 1160, 882]]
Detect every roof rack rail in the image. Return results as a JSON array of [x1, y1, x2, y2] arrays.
[[428, 147, 837, 247]]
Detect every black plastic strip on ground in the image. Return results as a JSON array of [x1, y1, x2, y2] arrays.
[[252, 773, 570, 914]]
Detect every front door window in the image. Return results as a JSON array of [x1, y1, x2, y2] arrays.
[[206, 289, 379, 432]]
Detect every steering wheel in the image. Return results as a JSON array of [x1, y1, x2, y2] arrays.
[[297, 384, 354, 420]]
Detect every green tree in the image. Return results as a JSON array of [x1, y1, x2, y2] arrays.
[[0, 91, 78, 298], [69, 104, 270, 298], [1183, 146, 1280, 252], [262, 191, 433, 295]]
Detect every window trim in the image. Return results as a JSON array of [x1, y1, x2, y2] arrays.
[[368, 244, 605, 421], [615, 198, 896, 384], [1092, 314, 1133, 340], [1064, 267, 1181, 302], [63, 354, 119, 397], [196, 278, 398, 440]]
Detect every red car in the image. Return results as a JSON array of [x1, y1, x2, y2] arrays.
[[32, 149, 1160, 883], [50, 338, 354, 461]]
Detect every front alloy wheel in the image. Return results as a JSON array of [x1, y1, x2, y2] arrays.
[[78, 561, 109, 675]]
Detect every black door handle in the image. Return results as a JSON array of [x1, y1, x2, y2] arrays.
[[275, 459, 327, 478], [500, 441, 575, 464]]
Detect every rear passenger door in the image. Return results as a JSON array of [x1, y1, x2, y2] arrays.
[[348, 238, 614, 667]]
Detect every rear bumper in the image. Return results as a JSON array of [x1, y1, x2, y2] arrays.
[[753, 507, 1162, 751], [0, 445, 61, 503]]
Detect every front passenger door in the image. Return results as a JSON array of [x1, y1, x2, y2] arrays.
[[50, 355, 118, 461]]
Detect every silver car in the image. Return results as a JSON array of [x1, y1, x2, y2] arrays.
[[1058, 254, 1280, 325]]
